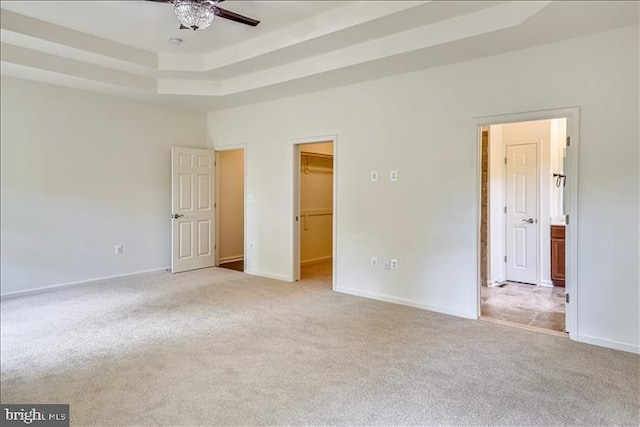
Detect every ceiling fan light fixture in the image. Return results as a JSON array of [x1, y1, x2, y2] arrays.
[[174, 0, 215, 31]]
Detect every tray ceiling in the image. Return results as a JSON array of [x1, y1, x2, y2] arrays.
[[1, 1, 637, 110]]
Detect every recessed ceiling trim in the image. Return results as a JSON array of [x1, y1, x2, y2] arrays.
[[1, 43, 156, 90], [0, 9, 157, 68], [158, 1, 426, 72], [0, 29, 157, 78], [157, 78, 221, 96], [1, 1, 636, 111], [156, 0, 551, 97]]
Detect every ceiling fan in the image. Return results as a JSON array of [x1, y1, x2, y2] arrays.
[[146, 0, 260, 31]]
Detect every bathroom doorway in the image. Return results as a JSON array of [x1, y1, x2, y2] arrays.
[[477, 113, 576, 335]]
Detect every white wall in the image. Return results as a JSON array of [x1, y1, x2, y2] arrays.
[[1, 76, 208, 295], [208, 26, 639, 353], [217, 149, 245, 263], [300, 143, 333, 265], [550, 118, 567, 223]]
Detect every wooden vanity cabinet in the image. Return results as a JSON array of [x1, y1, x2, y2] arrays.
[[551, 225, 566, 287]]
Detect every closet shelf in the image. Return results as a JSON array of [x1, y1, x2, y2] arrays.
[[301, 152, 333, 159]]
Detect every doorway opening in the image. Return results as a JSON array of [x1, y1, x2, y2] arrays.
[[293, 140, 335, 288], [479, 117, 572, 335], [215, 148, 245, 272]]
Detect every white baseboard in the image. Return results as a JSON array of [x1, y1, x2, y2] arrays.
[[577, 334, 640, 354], [488, 277, 505, 287], [244, 270, 291, 282], [539, 279, 553, 288], [0, 267, 170, 300], [334, 286, 475, 320], [301, 256, 332, 266], [219, 255, 244, 264]]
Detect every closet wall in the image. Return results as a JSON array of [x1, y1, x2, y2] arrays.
[[300, 143, 333, 265]]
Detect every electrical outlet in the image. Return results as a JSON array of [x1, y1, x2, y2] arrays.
[[370, 257, 378, 268], [249, 241, 255, 249], [390, 259, 398, 270], [371, 170, 378, 182], [114, 245, 123, 255], [390, 170, 398, 181]]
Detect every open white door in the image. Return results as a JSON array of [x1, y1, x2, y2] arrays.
[[171, 147, 215, 273], [506, 143, 538, 284]]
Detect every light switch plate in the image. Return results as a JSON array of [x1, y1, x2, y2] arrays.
[[390, 170, 398, 181], [371, 170, 378, 182]]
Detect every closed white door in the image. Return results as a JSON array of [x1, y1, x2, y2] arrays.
[[505, 143, 538, 284], [171, 147, 215, 273]]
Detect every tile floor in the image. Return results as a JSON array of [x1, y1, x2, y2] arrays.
[[481, 282, 566, 332]]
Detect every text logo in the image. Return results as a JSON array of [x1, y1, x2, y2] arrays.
[[1, 405, 69, 427]]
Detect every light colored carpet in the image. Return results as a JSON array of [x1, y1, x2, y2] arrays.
[[481, 282, 566, 332], [1, 267, 638, 426]]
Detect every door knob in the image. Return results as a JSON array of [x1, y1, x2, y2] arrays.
[[171, 214, 184, 219], [521, 218, 535, 224]]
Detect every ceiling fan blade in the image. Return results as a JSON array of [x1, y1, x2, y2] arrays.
[[214, 6, 260, 26]]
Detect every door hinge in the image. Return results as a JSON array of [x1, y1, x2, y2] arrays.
[[565, 293, 570, 304], [504, 157, 507, 165], [566, 136, 571, 147], [214, 202, 216, 209], [565, 214, 569, 225], [504, 255, 507, 263], [504, 206, 507, 214]]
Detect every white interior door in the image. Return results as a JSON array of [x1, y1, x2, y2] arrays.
[[171, 147, 215, 273], [506, 143, 538, 284]]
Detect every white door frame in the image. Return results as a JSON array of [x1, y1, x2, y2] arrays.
[[475, 107, 579, 339], [214, 144, 248, 270], [291, 135, 337, 289]]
